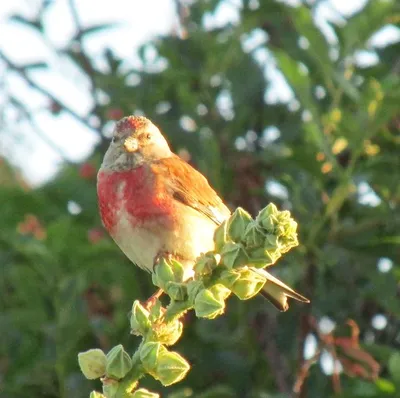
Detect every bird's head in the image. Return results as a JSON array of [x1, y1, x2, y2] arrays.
[[101, 116, 172, 171]]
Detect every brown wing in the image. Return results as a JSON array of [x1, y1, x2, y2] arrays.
[[151, 155, 230, 225]]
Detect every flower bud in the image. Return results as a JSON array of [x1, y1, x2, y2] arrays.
[[256, 204, 279, 232], [194, 252, 218, 276], [106, 345, 133, 379], [247, 247, 281, 268], [78, 349, 106, 380], [148, 318, 183, 346], [220, 242, 248, 269], [213, 220, 228, 251], [194, 284, 230, 319], [260, 203, 278, 217], [132, 388, 160, 398], [140, 342, 160, 372], [218, 269, 241, 289], [227, 208, 253, 242], [277, 210, 291, 222], [244, 222, 265, 248], [152, 258, 174, 289], [187, 280, 205, 303], [152, 257, 185, 288], [154, 349, 190, 386], [264, 234, 279, 250], [90, 391, 106, 398], [165, 281, 187, 301], [140, 342, 190, 386], [246, 247, 270, 267], [230, 269, 266, 300], [130, 301, 151, 336], [263, 249, 282, 266], [169, 258, 185, 282]]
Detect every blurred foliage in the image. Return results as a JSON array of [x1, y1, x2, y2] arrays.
[[0, 0, 400, 397]]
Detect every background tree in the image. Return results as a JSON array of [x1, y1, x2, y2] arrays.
[[0, 0, 399, 397]]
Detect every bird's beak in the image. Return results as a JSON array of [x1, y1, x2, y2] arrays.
[[124, 136, 139, 152]]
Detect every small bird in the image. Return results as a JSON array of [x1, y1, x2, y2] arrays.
[[97, 116, 309, 311]]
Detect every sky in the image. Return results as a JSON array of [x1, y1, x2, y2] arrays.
[[0, 0, 399, 185]]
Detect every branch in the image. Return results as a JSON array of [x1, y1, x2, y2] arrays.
[[78, 204, 308, 397], [9, 96, 77, 165], [0, 52, 100, 137]]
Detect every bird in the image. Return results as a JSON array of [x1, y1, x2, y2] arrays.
[[97, 115, 309, 311]]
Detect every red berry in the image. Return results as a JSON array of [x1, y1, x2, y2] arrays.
[[106, 108, 124, 120], [88, 227, 104, 244], [79, 163, 96, 179]]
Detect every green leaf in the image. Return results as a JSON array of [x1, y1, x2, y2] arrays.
[[388, 352, 400, 383]]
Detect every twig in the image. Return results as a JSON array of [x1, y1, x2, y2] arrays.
[[254, 311, 292, 395], [173, 0, 188, 39], [293, 350, 320, 394], [0, 52, 100, 137], [9, 97, 76, 165]]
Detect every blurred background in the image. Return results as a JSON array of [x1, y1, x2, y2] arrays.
[[0, 0, 399, 397]]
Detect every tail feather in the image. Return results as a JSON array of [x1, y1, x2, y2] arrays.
[[253, 268, 310, 311]]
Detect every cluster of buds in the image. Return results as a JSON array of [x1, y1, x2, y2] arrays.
[[217, 204, 298, 268], [79, 299, 190, 397], [150, 204, 299, 320], [79, 204, 301, 397]]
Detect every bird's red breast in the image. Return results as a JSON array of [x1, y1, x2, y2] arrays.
[[97, 165, 177, 236]]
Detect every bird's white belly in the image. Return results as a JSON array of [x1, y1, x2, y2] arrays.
[[112, 204, 218, 276], [112, 214, 162, 272]]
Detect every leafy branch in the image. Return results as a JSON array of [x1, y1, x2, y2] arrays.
[[78, 204, 307, 397]]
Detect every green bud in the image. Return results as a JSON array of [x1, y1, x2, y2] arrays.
[[132, 388, 160, 398], [277, 210, 291, 222], [220, 242, 248, 269], [213, 220, 228, 251], [102, 380, 119, 398], [256, 204, 279, 232], [130, 300, 151, 336], [244, 222, 265, 248], [265, 234, 279, 249], [286, 219, 298, 236], [263, 249, 282, 266], [90, 391, 106, 398], [247, 247, 282, 268], [187, 280, 205, 303], [194, 284, 230, 319], [246, 247, 270, 267], [156, 349, 190, 386], [218, 269, 241, 289], [153, 257, 185, 288], [194, 251, 218, 276], [140, 342, 161, 372], [275, 224, 285, 236], [262, 215, 279, 232], [165, 281, 187, 301], [140, 342, 190, 386], [148, 318, 183, 346], [230, 269, 266, 300], [106, 345, 133, 379], [227, 208, 253, 242], [169, 258, 185, 282], [152, 258, 174, 289], [78, 349, 106, 380], [256, 203, 278, 231]]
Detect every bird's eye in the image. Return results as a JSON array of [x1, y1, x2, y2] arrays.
[[145, 133, 151, 140]]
